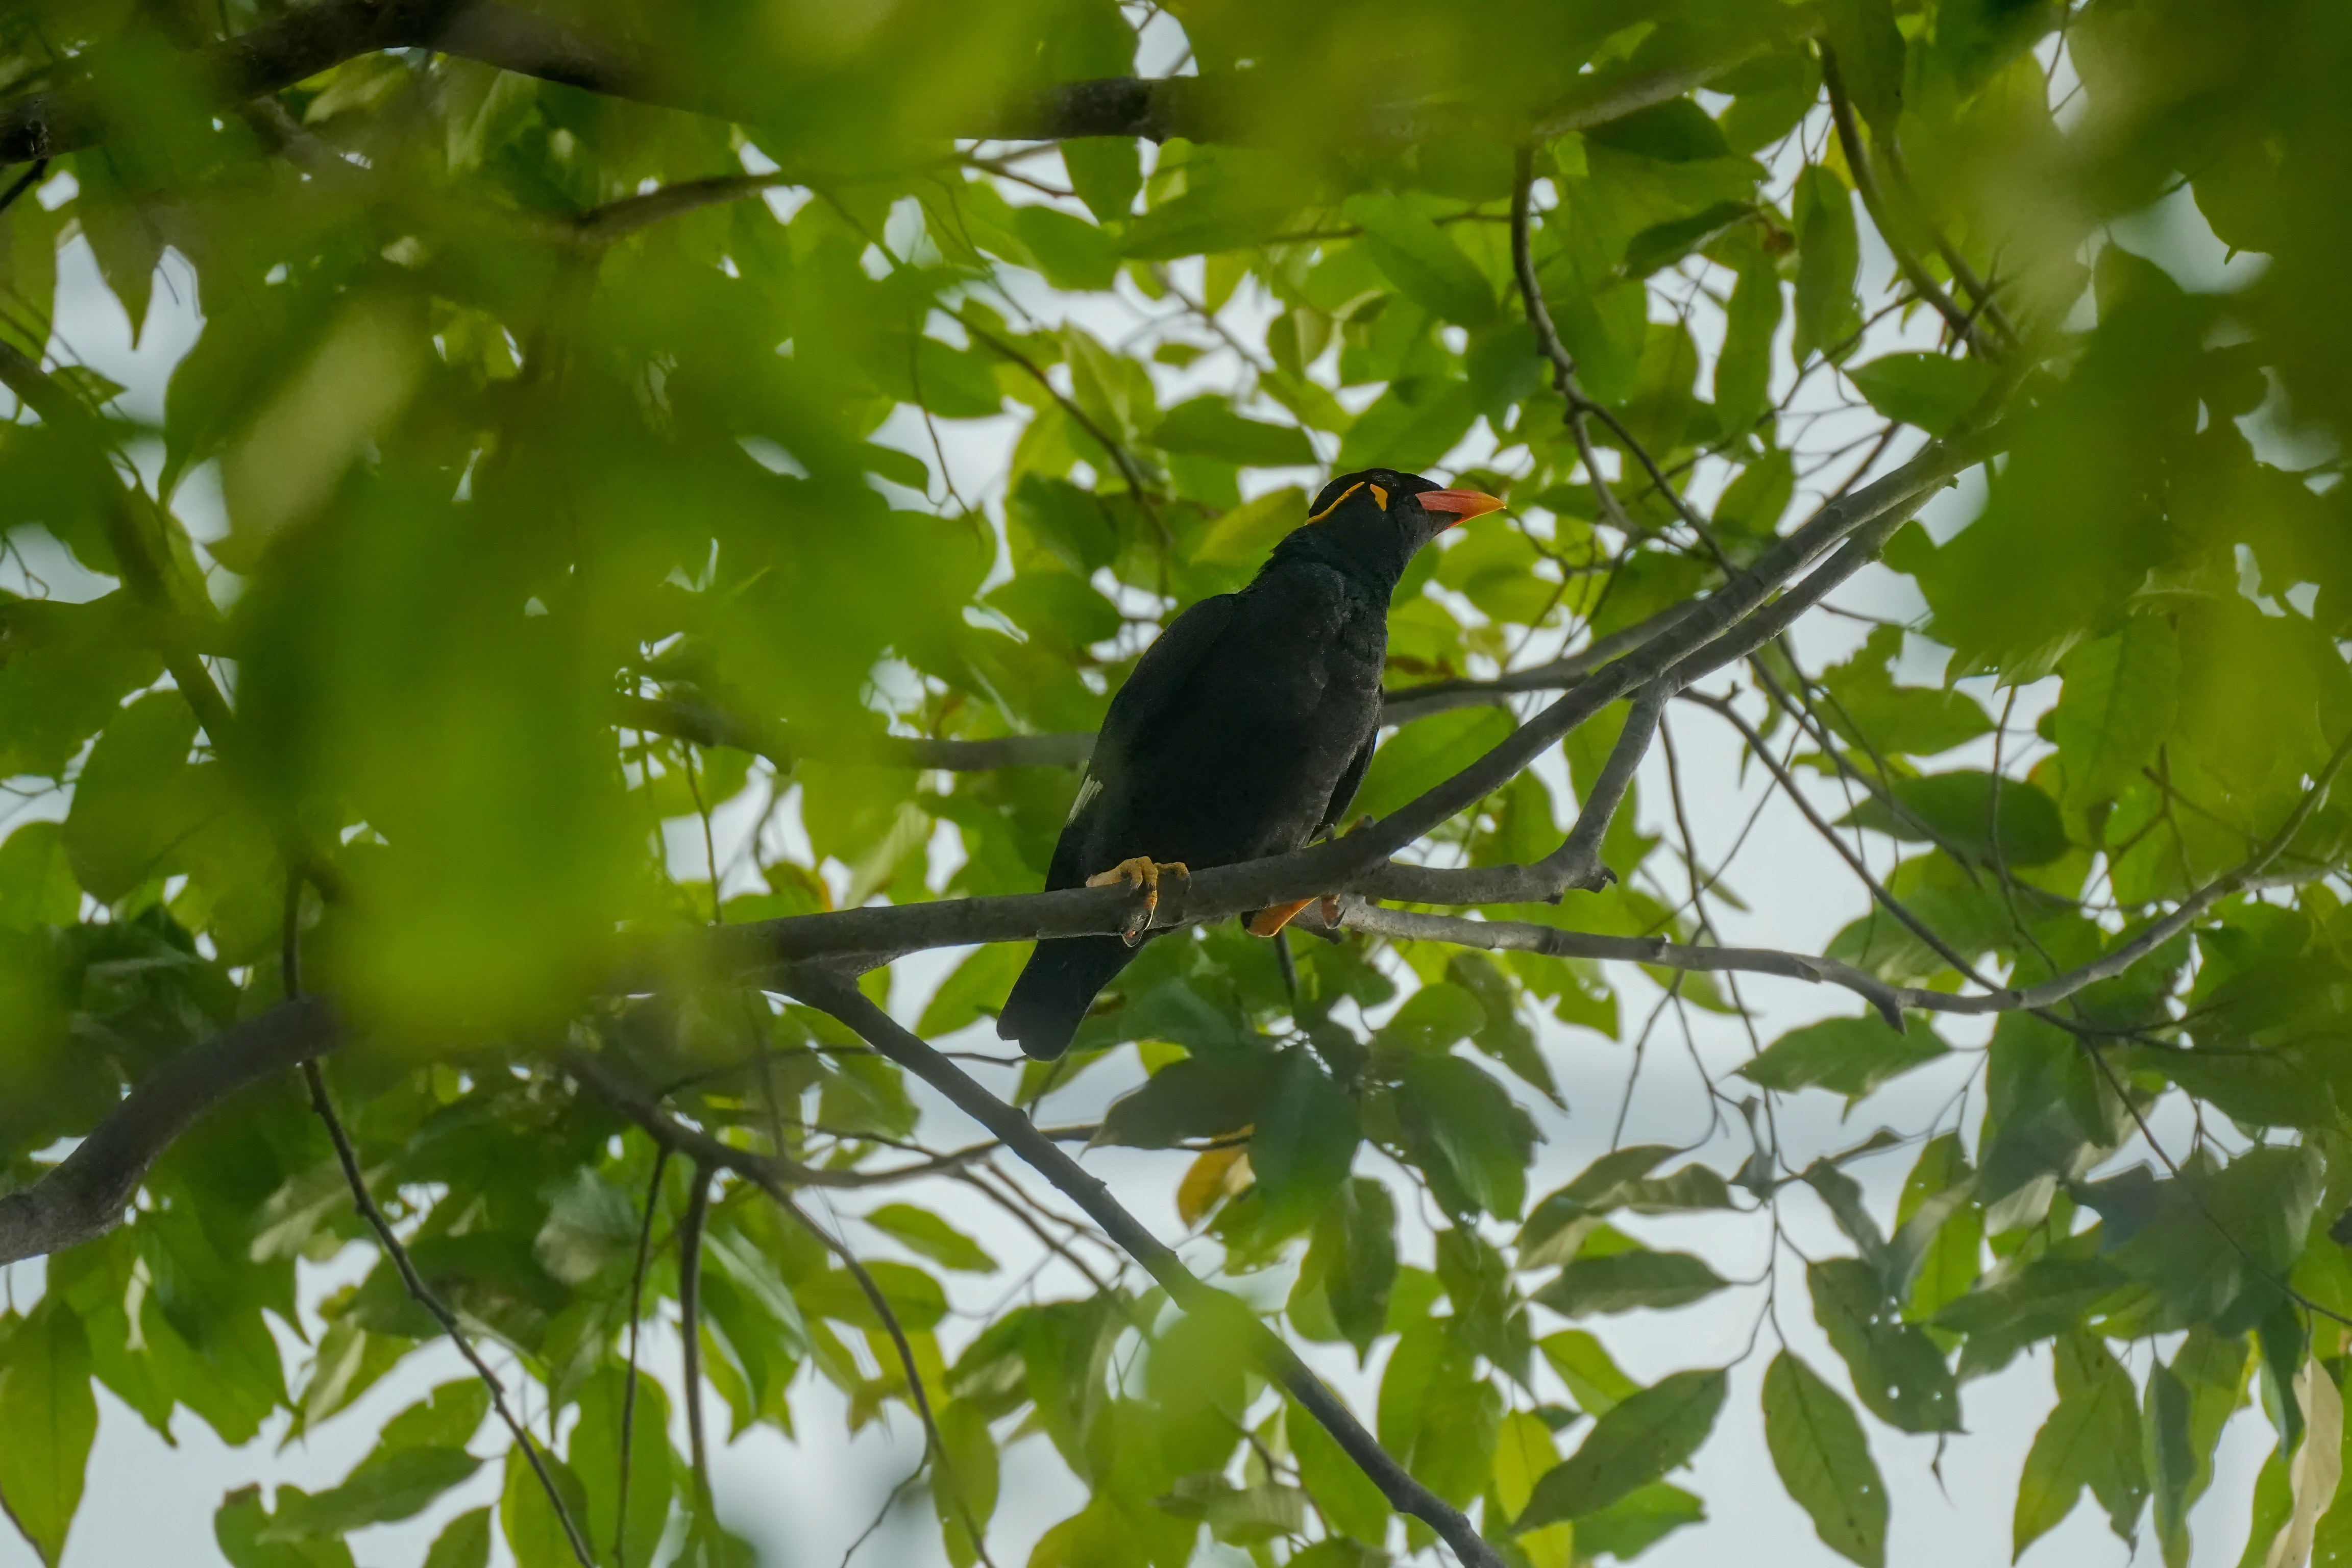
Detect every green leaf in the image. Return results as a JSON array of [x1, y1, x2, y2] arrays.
[[1763, 1352, 1888, 1568], [1301, 1177, 1399, 1356], [917, 941, 1032, 1037], [1816, 624, 1994, 757], [1808, 1258, 1961, 1433], [865, 1204, 999, 1273], [568, 1365, 673, 1568], [1122, 184, 1294, 261], [0, 593, 164, 781], [1822, 0, 1909, 136], [1621, 201, 1755, 279], [61, 691, 207, 901], [499, 1443, 591, 1568], [379, 1381, 492, 1452], [1250, 1049, 1358, 1237], [1379, 1327, 1502, 1507], [1011, 205, 1119, 290], [1714, 254, 1782, 437], [790, 1261, 948, 1333], [262, 1448, 482, 1541], [1793, 166, 1861, 362], [1192, 485, 1308, 566], [1289, 1395, 1392, 1544], [1064, 139, 1143, 225], [1517, 1369, 1727, 1527], [1030, 1497, 1147, 1568], [214, 1487, 355, 1568], [1835, 771, 2070, 867], [1534, 1251, 1729, 1317], [1097, 1052, 1278, 1148], [1341, 194, 1498, 326], [2013, 1333, 2149, 1557], [1846, 352, 1995, 435], [1154, 398, 1314, 467], [2055, 619, 2180, 812], [0, 821, 81, 931], [933, 1398, 1000, 1562], [1570, 1481, 1706, 1561], [1352, 706, 1516, 822], [422, 1508, 493, 1568], [1539, 1330, 1641, 1417], [1369, 981, 1488, 1053], [1739, 1014, 1948, 1099], [1395, 1054, 1540, 1220], [0, 1304, 96, 1566]]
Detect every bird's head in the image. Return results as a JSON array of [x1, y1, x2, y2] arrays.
[[1286, 468, 1506, 579]]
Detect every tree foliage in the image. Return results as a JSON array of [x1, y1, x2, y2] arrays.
[[1, 1, 2350, 1565]]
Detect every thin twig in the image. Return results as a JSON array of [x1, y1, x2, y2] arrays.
[[614, 1144, 673, 1568], [678, 1163, 715, 1505], [1819, 47, 1999, 360], [303, 1061, 596, 1567], [1510, 145, 1629, 535]]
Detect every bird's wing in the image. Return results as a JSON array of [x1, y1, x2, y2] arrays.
[[1317, 728, 1378, 839], [1045, 593, 1241, 889]]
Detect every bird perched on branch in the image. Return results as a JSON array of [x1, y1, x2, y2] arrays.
[[997, 468, 1506, 1060]]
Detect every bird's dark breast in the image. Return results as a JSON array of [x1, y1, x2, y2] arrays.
[[1102, 564, 1385, 870]]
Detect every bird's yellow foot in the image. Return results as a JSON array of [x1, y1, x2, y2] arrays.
[[1086, 857, 1189, 946], [1247, 894, 1342, 938]]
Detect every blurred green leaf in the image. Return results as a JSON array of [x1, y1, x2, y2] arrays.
[[866, 1204, 1000, 1273], [0, 1304, 95, 1567], [1846, 352, 1994, 435]]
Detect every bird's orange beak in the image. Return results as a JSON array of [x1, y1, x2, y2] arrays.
[[1416, 488, 1507, 527]]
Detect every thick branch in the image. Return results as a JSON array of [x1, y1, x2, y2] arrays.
[[1, 0, 1800, 166], [0, 997, 339, 1265], [782, 967, 1506, 1568]]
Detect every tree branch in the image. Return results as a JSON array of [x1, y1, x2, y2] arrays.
[[1338, 902, 1907, 1026], [779, 966, 1507, 1568], [0, 996, 338, 1266], [1511, 145, 1630, 535], [0, 437, 2001, 1270], [0, 0, 1805, 167]]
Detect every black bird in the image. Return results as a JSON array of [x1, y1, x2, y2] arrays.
[[996, 469, 1505, 1060]]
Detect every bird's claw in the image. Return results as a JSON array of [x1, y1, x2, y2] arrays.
[[1086, 857, 1189, 946], [1246, 893, 1344, 939]]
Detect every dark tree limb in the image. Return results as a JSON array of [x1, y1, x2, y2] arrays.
[[8, 712, 2338, 1272], [0, 435, 1999, 1271], [0, 0, 1805, 166], [0, 997, 335, 1265], [780, 966, 1508, 1568]]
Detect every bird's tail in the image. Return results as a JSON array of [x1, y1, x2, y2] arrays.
[[997, 936, 1141, 1060]]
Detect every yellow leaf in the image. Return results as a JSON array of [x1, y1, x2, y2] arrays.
[[1177, 1146, 1252, 1229]]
